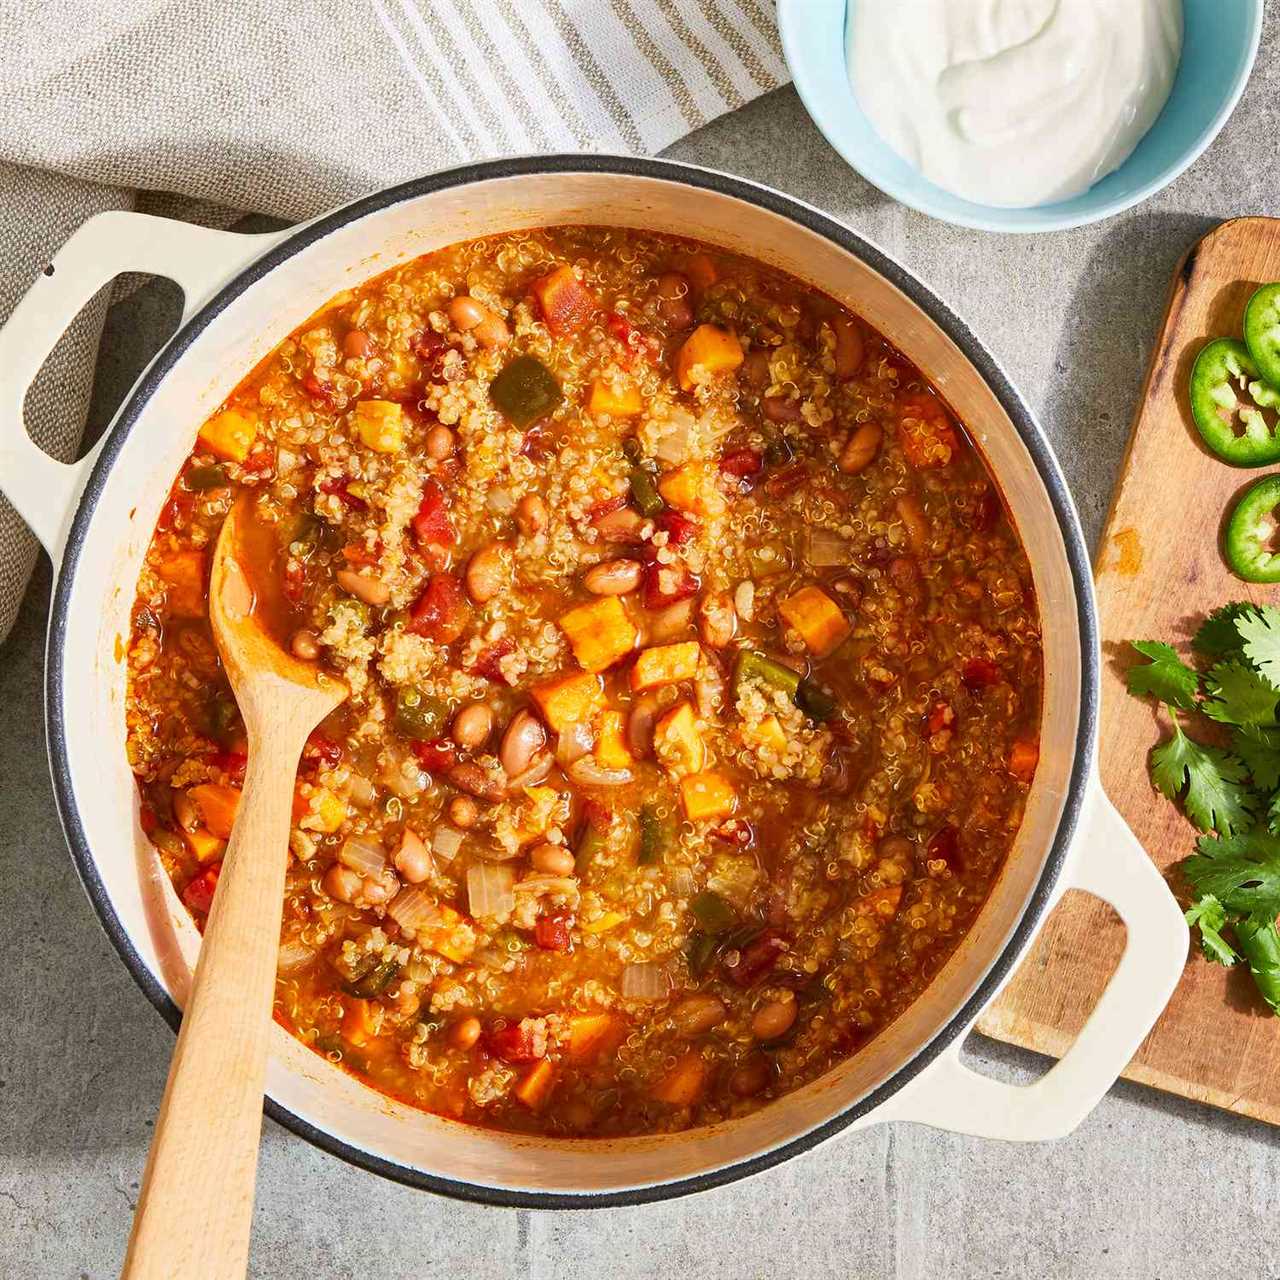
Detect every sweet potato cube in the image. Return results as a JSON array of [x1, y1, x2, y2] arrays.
[[514, 1058, 558, 1110], [674, 324, 743, 392], [342, 996, 377, 1048], [420, 905, 476, 964], [682, 253, 718, 292], [778, 585, 850, 658], [294, 785, 347, 834], [748, 714, 788, 758], [532, 672, 606, 733], [631, 641, 702, 691], [181, 826, 226, 864], [595, 710, 634, 770], [197, 408, 258, 463], [657, 460, 726, 516], [156, 549, 207, 618], [532, 265, 595, 335], [587, 378, 643, 417], [567, 1012, 625, 1062], [654, 701, 704, 776], [679, 771, 737, 822], [651, 1050, 707, 1106], [188, 783, 242, 840], [353, 399, 404, 453], [559, 596, 638, 673]]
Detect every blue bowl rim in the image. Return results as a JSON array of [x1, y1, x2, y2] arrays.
[[778, 0, 1264, 234]]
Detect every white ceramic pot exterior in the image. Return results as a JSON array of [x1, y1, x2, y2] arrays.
[[0, 159, 1187, 1206]]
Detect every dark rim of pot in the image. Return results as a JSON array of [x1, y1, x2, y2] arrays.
[[44, 154, 1097, 1210]]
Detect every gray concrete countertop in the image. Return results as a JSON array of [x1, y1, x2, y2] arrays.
[[5, 19, 1280, 1276]]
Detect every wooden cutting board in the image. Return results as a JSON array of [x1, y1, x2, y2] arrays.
[[977, 217, 1280, 1126]]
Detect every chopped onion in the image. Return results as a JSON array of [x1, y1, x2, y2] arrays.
[[555, 719, 595, 767], [487, 486, 516, 514], [338, 835, 386, 877], [671, 867, 696, 899], [388, 885, 442, 932], [432, 825, 465, 862], [348, 774, 376, 808], [646, 598, 694, 643], [620, 962, 668, 1001], [654, 410, 694, 465], [806, 528, 850, 567], [507, 750, 554, 789], [514, 874, 580, 899], [568, 757, 633, 787], [734, 579, 755, 622], [276, 941, 315, 974], [467, 863, 515, 917]]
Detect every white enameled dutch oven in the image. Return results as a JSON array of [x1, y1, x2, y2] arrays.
[[0, 157, 1188, 1207]]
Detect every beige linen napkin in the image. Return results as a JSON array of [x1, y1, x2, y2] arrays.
[[0, 0, 786, 642]]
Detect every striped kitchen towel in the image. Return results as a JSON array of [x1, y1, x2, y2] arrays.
[[0, 0, 787, 643]]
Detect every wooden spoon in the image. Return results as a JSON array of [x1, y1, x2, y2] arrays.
[[123, 495, 347, 1279]]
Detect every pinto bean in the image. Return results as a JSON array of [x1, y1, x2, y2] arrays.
[[448, 295, 510, 349], [530, 843, 576, 876], [290, 629, 320, 660], [671, 994, 727, 1037], [698, 591, 737, 648], [751, 993, 797, 1041], [729, 1055, 771, 1097], [499, 709, 547, 779], [740, 348, 771, 389], [451, 1016, 482, 1050], [343, 330, 371, 359], [831, 314, 865, 378], [452, 703, 494, 750], [323, 863, 363, 904], [515, 493, 548, 537], [656, 272, 694, 328], [584, 558, 642, 595], [839, 422, 882, 475], [626, 691, 663, 758], [762, 394, 803, 424], [335, 568, 390, 606], [594, 505, 647, 543], [465, 542, 510, 604], [448, 795, 479, 829], [896, 494, 930, 555], [447, 761, 506, 801], [426, 424, 456, 460]]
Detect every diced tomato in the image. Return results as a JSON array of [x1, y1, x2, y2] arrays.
[[762, 462, 808, 498], [241, 449, 275, 475], [926, 701, 955, 736], [588, 493, 629, 522], [318, 475, 367, 511], [209, 750, 247, 785], [961, 657, 1001, 692], [1009, 738, 1039, 783], [898, 392, 960, 470], [413, 329, 451, 378], [723, 930, 787, 987], [282, 560, 305, 604], [467, 637, 516, 684], [532, 266, 596, 336], [712, 818, 754, 849], [412, 478, 456, 548], [302, 373, 334, 405], [342, 541, 382, 566], [927, 825, 962, 871], [605, 310, 658, 367], [408, 572, 468, 642], [642, 560, 698, 610], [607, 311, 636, 347], [719, 447, 764, 479], [656, 509, 697, 546], [581, 799, 612, 835], [182, 863, 221, 914], [305, 733, 343, 767], [534, 912, 574, 952], [412, 738, 457, 773], [156, 489, 196, 534], [485, 1019, 542, 1064]]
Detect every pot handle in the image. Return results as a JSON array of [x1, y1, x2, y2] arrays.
[[0, 211, 282, 559], [878, 777, 1186, 1141]]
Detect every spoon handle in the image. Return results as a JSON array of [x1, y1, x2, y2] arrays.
[[122, 726, 301, 1280]]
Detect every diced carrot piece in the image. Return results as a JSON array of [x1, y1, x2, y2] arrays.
[[897, 392, 959, 470], [1009, 738, 1039, 782], [654, 701, 705, 776], [595, 710, 634, 770], [188, 783, 242, 840], [674, 324, 743, 392], [532, 265, 595, 335], [587, 379, 643, 417], [679, 771, 737, 822], [420, 905, 476, 963], [567, 1012, 625, 1062], [514, 1058, 558, 1110], [181, 827, 225, 864], [651, 1050, 707, 1106], [683, 253, 718, 292], [853, 885, 903, 919], [294, 785, 347, 834], [155, 549, 206, 618], [198, 408, 258, 463], [342, 996, 377, 1048], [353, 399, 404, 453], [532, 672, 607, 733], [747, 714, 788, 757], [631, 641, 702, 691], [658, 460, 726, 517], [778, 585, 851, 658], [559, 596, 639, 673]]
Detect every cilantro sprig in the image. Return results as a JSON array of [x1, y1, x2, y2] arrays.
[[1128, 603, 1280, 1013]]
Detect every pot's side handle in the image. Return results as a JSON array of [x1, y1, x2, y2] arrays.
[[0, 211, 283, 560], [877, 778, 1187, 1141]]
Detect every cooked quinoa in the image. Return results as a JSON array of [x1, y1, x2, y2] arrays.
[[125, 226, 1042, 1137]]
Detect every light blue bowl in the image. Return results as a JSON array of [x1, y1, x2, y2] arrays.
[[778, 0, 1263, 233]]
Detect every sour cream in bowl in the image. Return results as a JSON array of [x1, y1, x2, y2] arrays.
[[848, 0, 1182, 210]]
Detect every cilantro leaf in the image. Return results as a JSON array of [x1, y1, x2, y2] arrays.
[[1234, 916, 1280, 1014], [1232, 726, 1280, 790], [1237, 604, 1280, 686], [1184, 893, 1239, 966], [1193, 603, 1255, 657], [1150, 719, 1255, 836], [1203, 660, 1280, 727], [1184, 830, 1280, 917], [1269, 789, 1280, 836], [1126, 641, 1199, 710]]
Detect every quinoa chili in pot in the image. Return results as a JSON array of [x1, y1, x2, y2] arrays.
[[124, 225, 1043, 1137]]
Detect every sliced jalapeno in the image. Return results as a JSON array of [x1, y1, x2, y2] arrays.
[[1244, 282, 1280, 391], [733, 649, 801, 699], [394, 686, 447, 738], [490, 354, 563, 428], [689, 889, 736, 934], [1225, 474, 1280, 583], [1189, 338, 1280, 466], [186, 464, 228, 491], [796, 677, 837, 722]]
